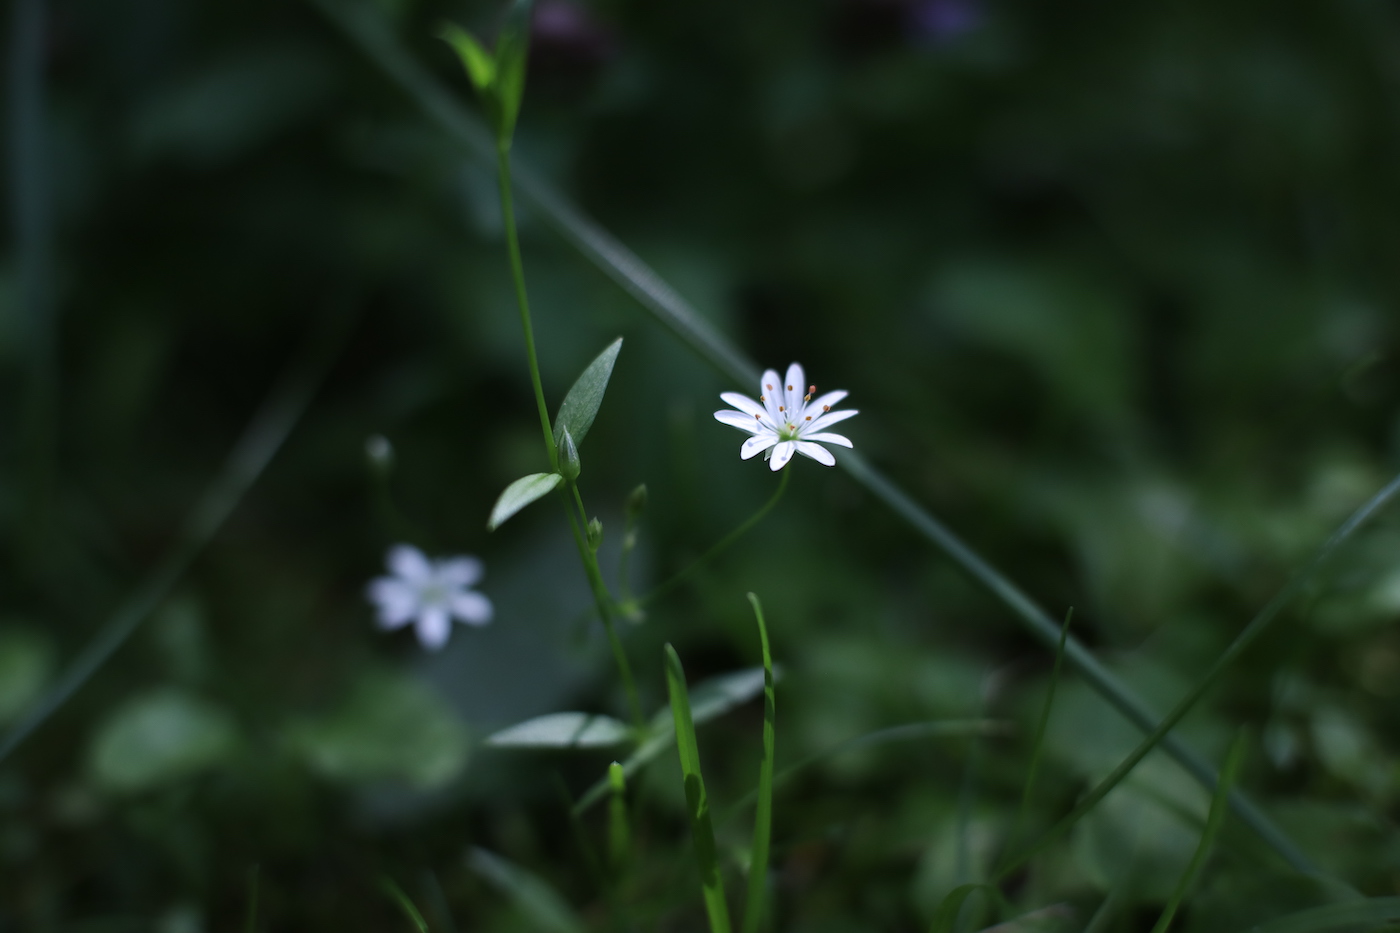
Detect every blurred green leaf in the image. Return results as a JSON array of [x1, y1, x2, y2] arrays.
[[286, 671, 469, 789], [88, 688, 239, 793], [0, 627, 54, 724], [468, 846, 584, 933], [488, 471, 563, 530], [493, 0, 534, 143], [552, 337, 622, 450], [486, 712, 631, 748]]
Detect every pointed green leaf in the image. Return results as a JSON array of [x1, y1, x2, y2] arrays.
[[493, 0, 534, 143], [437, 21, 496, 93], [486, 712, 631, 749], [488, 472, 563, 530], [469, 847, 584, 933], [552, 337, 622, 449]]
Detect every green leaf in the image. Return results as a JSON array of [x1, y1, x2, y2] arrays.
[[552, 337, 622, 450], [88, 687, 240, 793], [665, 644, 733, 933], [488, 471, 563, 530], [469, 846, 585, 933], [437, 21, 495, 93], [286, 670, 469, 789], [0, 627, 54, 724], [379, 876, 429, 933], [493, 0, 534, 143], [486, 712, 631, 749], [559, 425, 580, 481], [927, 883, 1003, 933]]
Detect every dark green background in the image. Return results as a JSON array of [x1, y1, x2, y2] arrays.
[[5, 0, 1400, 928]]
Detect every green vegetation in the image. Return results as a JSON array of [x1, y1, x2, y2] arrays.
[[4, 0, 1400, 929]]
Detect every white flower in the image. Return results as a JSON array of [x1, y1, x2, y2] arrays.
[[713, 362, 857, 471], [366, 544, 493, 650]]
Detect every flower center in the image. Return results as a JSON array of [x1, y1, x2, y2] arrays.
[[420, 581, 451, 606]]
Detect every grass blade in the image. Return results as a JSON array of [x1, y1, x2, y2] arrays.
[[741, 594, 776, 933], [608, 761, 630, 872], [1150, 732, 1247, 933], [927, 883, 1002, 933], [0, 303, 354, 765], [468, 847, 585, 933], [999, 608, 1072, 874], [379, 875, 430, 933], [665, 643, 733, 933]]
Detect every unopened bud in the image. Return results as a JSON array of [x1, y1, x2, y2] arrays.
[[560, 427, 581, 481], [587, 517, 603, 551]]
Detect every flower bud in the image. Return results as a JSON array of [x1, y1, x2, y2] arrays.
[[559, 427, 581, 481], [587, 516, 603, 551]]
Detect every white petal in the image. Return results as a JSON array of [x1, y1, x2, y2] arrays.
[[783, 362, 806, 415], [387, 544, 432, 583], [450, 591, 493, 626], [415, 607, 452, 650], [758, 369, 785, 422], [795, 441, 836, 466], [367, 578, 418, 628], [806, 408, 858, 433], [742, 434, 779, 460], [719, 392, 766, 418], [769, 441, 795, 471], [803, 432, 853, 448], [715, 409, 764, 434], [805, 390, 848, 416], [436, 556, 484, 587]]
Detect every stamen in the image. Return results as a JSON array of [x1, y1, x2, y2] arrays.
[[755, 413, 761, 420], [778, 406, 785, 412], [822, 405, 830, 411], [766, 384, 773, 390], [805, 416, 812, 421], [809, 385, 816, 394], [787, 384, 793, 391], [759, 395, 765, 402]]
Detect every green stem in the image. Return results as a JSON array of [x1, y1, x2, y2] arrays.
[[563, 497, 644, 728], [637, 470, 790, 609], [497, 142, 557, 471]]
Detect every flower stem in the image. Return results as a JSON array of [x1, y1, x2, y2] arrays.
[[563, 495, 644, 728], [635, 469, 790, 610], [497, 141, 558, 471]]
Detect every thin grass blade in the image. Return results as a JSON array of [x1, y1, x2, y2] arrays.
[[1150, 732, 1248, 933], [468, 847, 584, 933], [1231, 898, 1400, 933], [927, 883, 1002, 933], [379, 876, 430, 933], [665, 643, 733, 933], [741, 594, 776, 933], [999, 608, 1072, 873]]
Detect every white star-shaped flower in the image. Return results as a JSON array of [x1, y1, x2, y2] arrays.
[[366, 544, 493, 650], [714, 362, 857, 471]]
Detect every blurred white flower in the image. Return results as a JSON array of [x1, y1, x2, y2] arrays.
[[713, 362, 857, 471], [366, 544, 493, 650]]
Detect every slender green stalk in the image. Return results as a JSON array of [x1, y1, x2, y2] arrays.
[[997, 608, 1072, 875], [665, 644, 733, 933], [245, 864, 260, 933], [607, 761, 630, 873], [1149, 732, 1246, 933], [636, 470, 789, 610], [561, 500, 643, 727], [741, 594, 776, 933], [496, 143, 558, 471]]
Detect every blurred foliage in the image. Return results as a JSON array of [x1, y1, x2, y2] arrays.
[[5, 0, 1400, 928]]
